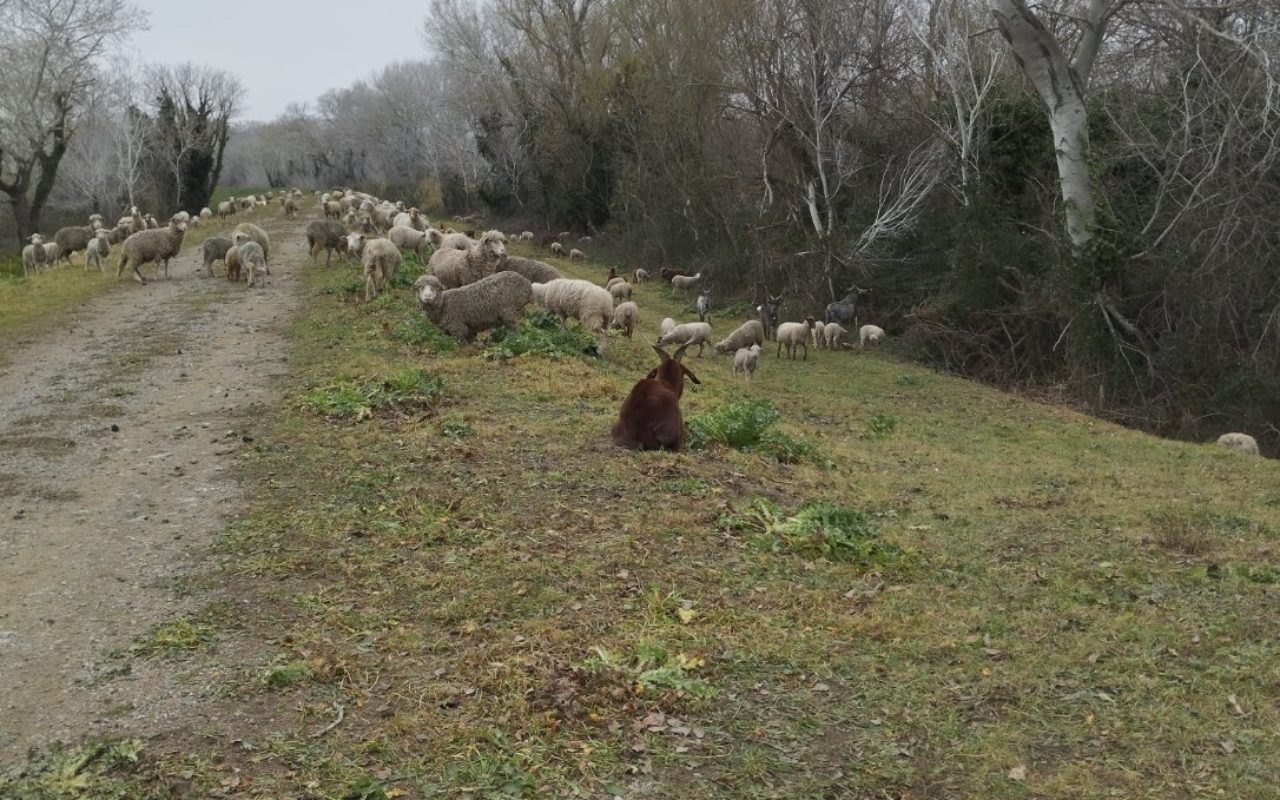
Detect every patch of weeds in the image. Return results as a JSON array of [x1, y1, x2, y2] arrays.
[[659, 477, 711, 495], [105, 386, 135, 398], [440, 417, 475, 438], [687, 399, 829, 466], [389, 253, 426, 288], [387, 316, 458, 353], [341, 775, 390, 800], [263, 660, 316, 689], [300, 368, 445, 422], [438, 747, 535, 799], [487, 310, 599, 360], [725, 498, 910, 567], [1265, 493, 1280, 507], [1150, 508, 1271, 556], [866, 413, 898, 439], [1233, 563, 1280, 584], [584, 640, 716, 700], [1, 739, 146, 798], [720, 299, 751, 317], [131, 618, 215, 657], [896, 373, 922, 386]]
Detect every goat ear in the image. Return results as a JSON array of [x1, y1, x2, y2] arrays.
[[672, 343, 690, 362], [683, 365, 701, 384]]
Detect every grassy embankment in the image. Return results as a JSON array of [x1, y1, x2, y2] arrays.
[[5, 232, 1280, 799]]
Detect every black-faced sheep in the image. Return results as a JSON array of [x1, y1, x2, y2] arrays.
[[413, 271, 533, 342], [611, 344, 700, 452], [117, 219, 188, 283], [428, 230, 507, 290]]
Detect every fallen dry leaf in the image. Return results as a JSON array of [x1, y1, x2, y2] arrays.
[[676, 608, 697, 625], [1008, 765, 1027, 781]]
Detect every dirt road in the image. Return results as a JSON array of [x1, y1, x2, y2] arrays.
[[0, 221, 304, 762]]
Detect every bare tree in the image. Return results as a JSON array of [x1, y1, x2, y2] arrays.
[[146, 63, 243, 214]]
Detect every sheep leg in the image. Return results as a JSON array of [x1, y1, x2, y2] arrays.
[[776, 340, 783, 358], [801, 342, 808, 361]]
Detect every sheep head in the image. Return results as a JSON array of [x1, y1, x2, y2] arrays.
[[479, 230, 507, 261], [346, 232, 366, 256], [413, 274, 444, 321], [29, 233, 43, 244], [647, 344, 700, 397]]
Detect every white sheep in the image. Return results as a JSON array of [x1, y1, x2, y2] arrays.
[[531, 278, 614, 332], [117, 219, 188, 283], [439, 231, 475, 252], [859, 324, 885, 347], [22, 233, 48, 275], [200, 207, 212, 219], [414, 271, 532, 342], [520, 231, 534, 241], [362, 237, 401, 301], [656, 321, 713, 357], [569, 248, 585, 261], [713, 319, 764, 355], [1217, 433, 1259, 456], [659, 317, 676, 337], [429, 230, 507, 289], [733, 344, 761, 382], [238, 238, 269, 288], [775, 322, 809, 360], [611, 301, 639, 337], [824, 323, 848, 349], [84, 229, 111, 272], [388, 225, 433, 262], [670, 272, 702, 295], [633, 268, 649, 283], [609, 281, 633, 303], [809, 319, 826, 349], [550, 242, 565, 256]]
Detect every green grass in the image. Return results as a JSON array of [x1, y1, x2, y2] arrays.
[[8, 230, 1280, 799]]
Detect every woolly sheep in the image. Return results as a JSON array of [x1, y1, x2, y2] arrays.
[[439, 231, 475, 251], [200, 207, 212, 219], [569, 248, 585, 261], [173, 211, 191, 223], [237, 238, 269, 288], [733, 344, 761, 382], [144, 214, 158, 229], [505, 255, 562, 284], [656, 321, 713, 357], [218, 201, 233, 218], [713, 319, 764, 355], [22, 233, 48, 276], [225, 243, 242, 282], [659, 317, 676, 337], [824, 323, 847, 349], [775, 322, 809, 360], [413, 271, 532, 342], [809, 319, 826, 349], [202, 236, 234, 277], [233, 222, 271, 265], [392, 209, 427, 231], [550, 242, 564, 256], [282, 196, 298, 218], [323, 200, 341, 219], [671, 272, 702, 295], [117, 219, 187, 283], [84, 229, 111, 273], [859, 324, 885, 347], [361, 237, 401, 301], [609, 281, 633, 303], [42, 243, 58, 262], [611, 301, 639, 337], [633, 268, 649, 283], [54, 225, 96, 264], [531, 278, 614, 332], [1217, 433, 1260, 456], [306, 219, 348, 266], [388, 225, 434, 262], [606, 277, 626, 289], [428, 230, 507, 290], [519, 231, 534, 241]]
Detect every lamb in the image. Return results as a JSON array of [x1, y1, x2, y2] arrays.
[[84, 229, 111, 273], [323, 200, 342, 219], [611, 344, 700, 452], [733, 344, 761, 382], [825, 285, 869, 327], [808, 318, 826, 349], [609, 281, 633, 303], [428, 230, 507, 290], [775, 321, 809, 360], [606, 277, 626, 289], [225, 243, 243, 282], [696, 289, 711, 322], [859, 324, 885, 347], [413, 271, 533, 343], [712, 319, 764, 355], [656, 321, 713, 357], [1217, 433, 1260, 456], [388, 225, 434, 262], [633, 268, 650, 283], [519, 231, 534, 241], [549, 242, 564, 256], [671, 272, 702, 295], [202, 236, 234, 277], [305, 219, 347, 267], [237, 237, 269, 288], [232, 222, 271, 265], [439, 231, 475, 251], [659, 317, 676, 337], [117, 218, 187, 283], [54, 225, 96, 264], [282, 196, 298, 218], [569, 248, 585, 261], [611, 301, 639, 337], [505, 255, 563, 284], [361, 237, 402, 301], [22, 233, 48, 276], [531, 278, 614, 332], [200, 207, 212, 219], [218, 201, 234, 218], [824, 323, 848, 349]]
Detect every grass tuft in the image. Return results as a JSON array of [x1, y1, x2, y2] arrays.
[[486, 309, 599, 359], [300, 368, 445, 421], [131, 618, 215, 657], [726, 498, 910, 567]]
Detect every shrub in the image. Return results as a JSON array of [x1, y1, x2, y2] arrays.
[[687, 399, 828, 466]]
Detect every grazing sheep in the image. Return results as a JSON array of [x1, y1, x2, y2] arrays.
[[54, 225, 96, 264], [659, 317, 676, 337], [656, 321, 713, 357], [825, 285, 869, 327], [824, 323, 848, 349], [569, 248, 585, 261], [323, 200, 342, 219], [306, 219, 347, 266], [505, 256, 562, 284], [671, 272, 702, 295], [606, 277, 626, 289], [531, 278, 614, 332], [733, 344, 761, 382], [233, 222, 271, 265], [558, 230, 571, 240], [413, 271, 533, 343], [550, 242, 565, 256], [217, 201, 233, 218], [859, 324, 885, 347], [84, 229, 111, 272], [808, 318, 826, 349], [388, 225, 434, 262], [22, 233, 48, 276], [439, 231, 475, 252], [200, 207, 212, 219], [775, 322, 809, 360], [361, 237, 401, 301], [428, 230, 507, 290], [225, 243, 243, 282], [282, 196, 298, 218], [519, 231, 534, 241], [713, 319, 764, 355], [696, 289, 711, 322], [202, 236, 234, 277], [392, 209, 427, 231], [609, 281, 633, 303], [1217, 433, 1260, 456], [117, 219, 187, 283], [611, 344, 700, 452], [237, 238, 269, 288], [611, 301, 639, 337], [634, 268, 650, 283]]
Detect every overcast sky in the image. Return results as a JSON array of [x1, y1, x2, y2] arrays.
[[131, 0, 433, 122]]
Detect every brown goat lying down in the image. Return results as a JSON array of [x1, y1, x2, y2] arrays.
[[612, 344, 700, 451]]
